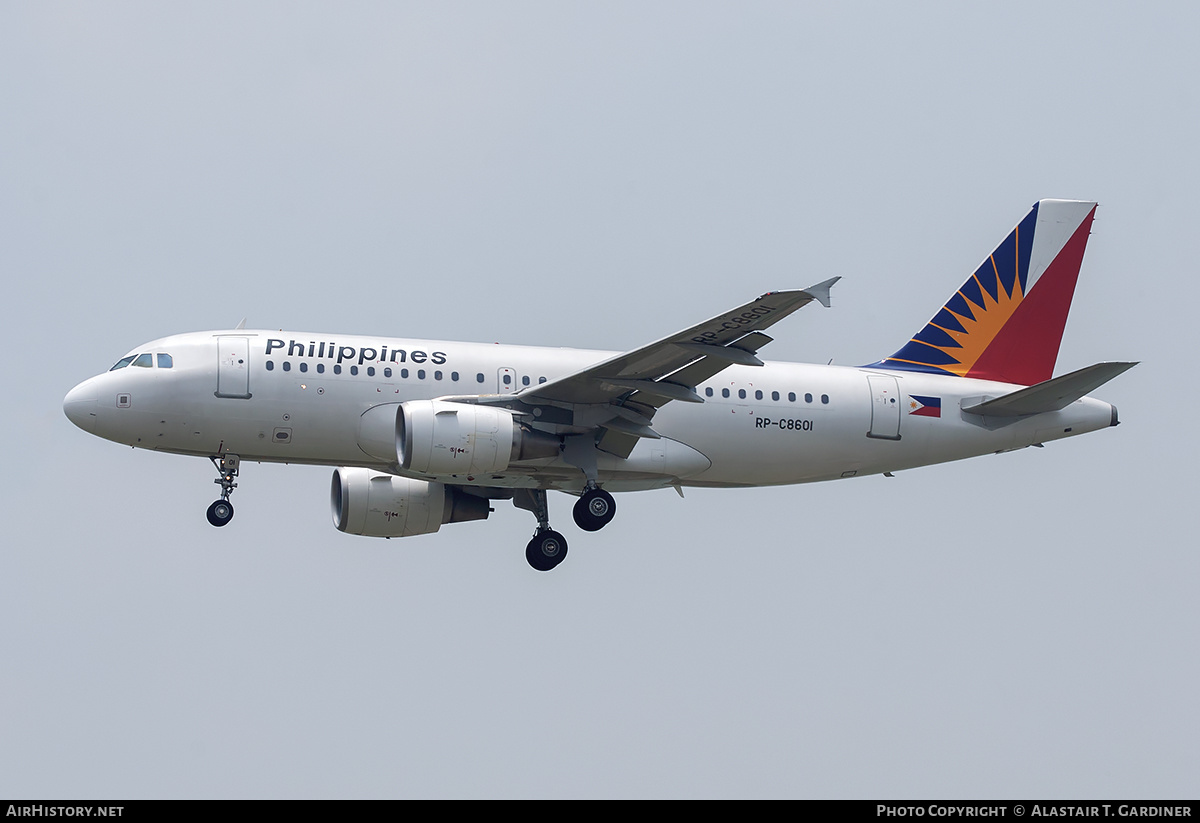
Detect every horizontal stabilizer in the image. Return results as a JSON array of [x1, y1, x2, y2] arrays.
[[961, 361, 1137, 417]]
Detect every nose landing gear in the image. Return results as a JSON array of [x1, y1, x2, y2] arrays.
[[206, 498, 234, 527], [206, 454, 240, 527]]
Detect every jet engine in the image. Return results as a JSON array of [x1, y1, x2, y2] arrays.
[[356, 400, 560, 475], [397, 400, 558, 475], [399, 400, 517, 475], [331, 467, 490, 538]]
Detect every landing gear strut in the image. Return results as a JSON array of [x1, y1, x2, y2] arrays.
[[206, 454, 239, 527], [573, 486, 616, 532], [515, 488, 568, 572]]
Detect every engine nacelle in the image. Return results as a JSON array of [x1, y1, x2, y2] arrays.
[[398, 400, 519, 475], [331, 467, 490, 538], [357, 400, 560, 474]]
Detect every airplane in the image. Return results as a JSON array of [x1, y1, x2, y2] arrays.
[[63, 199, 1135, 571]]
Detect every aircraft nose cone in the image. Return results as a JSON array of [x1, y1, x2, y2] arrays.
[[64, 380, 99, 432]]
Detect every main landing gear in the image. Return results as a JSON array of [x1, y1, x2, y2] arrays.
[[526, 528, 567, 573], [515, 485, 617, 571], [572, 486, 616, 532], [514, 488, 568, 572], [206, 454, 240, 527]]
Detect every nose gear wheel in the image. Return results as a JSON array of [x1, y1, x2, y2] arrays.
[[206, 454, 240, 527], [206, 499, 234, 527]]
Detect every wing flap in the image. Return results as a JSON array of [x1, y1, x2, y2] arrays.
[[626, 332, 778, 409]]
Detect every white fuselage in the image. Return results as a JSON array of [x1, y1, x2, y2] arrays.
[[63, 329, 1117, 494]]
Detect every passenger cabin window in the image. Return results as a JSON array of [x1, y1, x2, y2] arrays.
[[132, 353, 154, 368], [110, 356, 136, 371]]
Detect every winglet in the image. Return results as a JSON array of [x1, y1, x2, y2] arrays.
[[800, 276, 841, 309]]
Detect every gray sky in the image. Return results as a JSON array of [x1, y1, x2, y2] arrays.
[[2, 1, 1195, 799]]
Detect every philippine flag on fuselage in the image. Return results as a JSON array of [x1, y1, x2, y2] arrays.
[[908, 395, 942, 418]]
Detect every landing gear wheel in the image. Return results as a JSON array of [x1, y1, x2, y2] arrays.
[[206, 499, 234, 527], [526, 529, 568, 572], [573, 488, 616, 532], [207, 454, 240, 528]]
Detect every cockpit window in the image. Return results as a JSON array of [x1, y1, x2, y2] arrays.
[[132, 353, 154, 368], [157, 353, 173, 369], [109, 356, 136, 371]]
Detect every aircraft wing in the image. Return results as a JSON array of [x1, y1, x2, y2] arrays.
[[515, 278, 840, 410]]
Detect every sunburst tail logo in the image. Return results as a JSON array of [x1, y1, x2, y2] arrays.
[[868, 200, 1098, 386]]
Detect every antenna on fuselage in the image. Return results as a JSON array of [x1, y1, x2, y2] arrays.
[[235, 318, 247, 330]]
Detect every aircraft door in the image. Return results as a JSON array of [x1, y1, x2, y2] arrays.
[[866, 374, 900, 440], [216, 336, 252, 399], [498, 367, 515, 394]]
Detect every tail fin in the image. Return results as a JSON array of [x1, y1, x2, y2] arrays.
[[873, 199, 1098, 386]]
